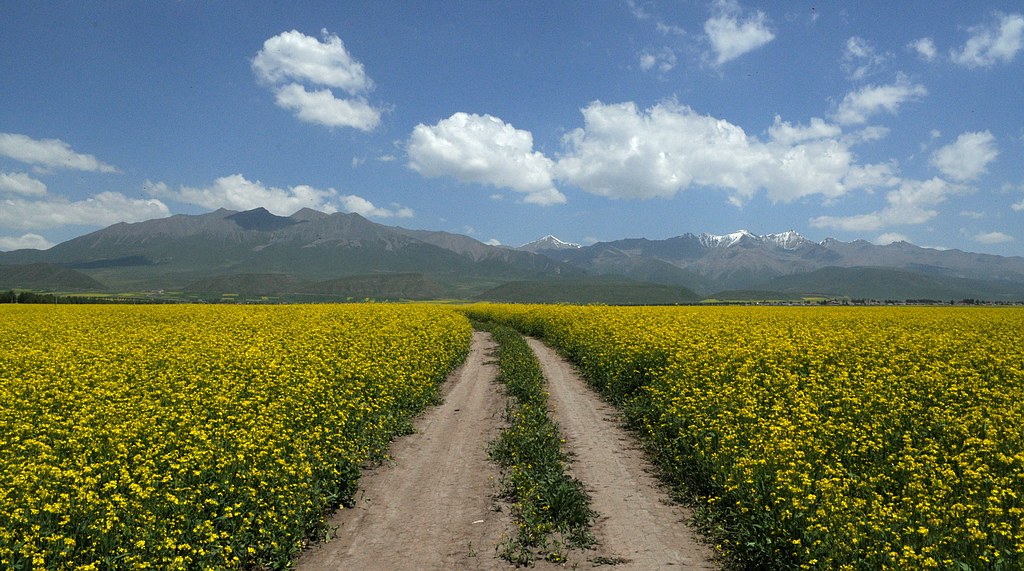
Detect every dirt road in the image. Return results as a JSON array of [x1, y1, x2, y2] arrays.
[[528, 338, 718, 570], [297, 332, 717, 570], [296, 331, 512, 570]]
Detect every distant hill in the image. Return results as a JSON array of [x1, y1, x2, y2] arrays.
[[0, 208, 578, 296], [523, 230, 1024, 301], [304, 273, 449, 300], [183, 273, 308, 296], [0, 263, 106, 291], [3, 210, 1024, 302], [763, 266, 1024, 301], [476, 277, 701, 305], [181, 271, 450, 300]]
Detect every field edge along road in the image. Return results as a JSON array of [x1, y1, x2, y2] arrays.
[[296, 331, 513, 571], [527, 337, 719, 570]]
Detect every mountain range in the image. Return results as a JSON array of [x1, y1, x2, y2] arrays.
[[2, 207, 1024, 303]]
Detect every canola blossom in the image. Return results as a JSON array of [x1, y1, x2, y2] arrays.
[[0, 304, 470, 570], [465, 304, 1024, 569]]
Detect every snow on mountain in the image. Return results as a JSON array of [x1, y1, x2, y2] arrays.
[[699, 229, 753, 248], [699, 230, 810, 250], [519, 235, 582, 253], [764, 230, 812, 250]]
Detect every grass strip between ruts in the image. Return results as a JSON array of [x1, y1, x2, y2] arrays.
[[478, 322, 595, 566]]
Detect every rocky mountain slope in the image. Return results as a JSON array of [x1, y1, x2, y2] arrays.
[[3, 211, 1024, 301]]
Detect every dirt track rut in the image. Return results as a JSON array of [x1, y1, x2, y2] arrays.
[[296, 331, 511, 570], [297, 331, 717, 570], [528, 338, 717, 569]]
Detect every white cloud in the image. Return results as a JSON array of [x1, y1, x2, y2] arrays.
[[253, 29, 382, 131], [874, 232, 909, 245], [0, 132, 119, 173], [147, 175, 412, 219], [843, 162, 900, 191], [767, 115, 841, 145], [0, 171, 47, 197], [844, 125, 890, 144], [909, 37, 937, 61], [146, 174, 340, 216], [0, 233, 55, 251], [704, 0, 775, 66], [930, 131, 998, 181], [407, 112, 565, 205], [1012, 198, 1024, 212], [843, 36, 889, 80], [640, 48, 677, 72], [951, 13, 1024, 68], [273, 83, 380, 131], [339, 194, 413, 218], [0, 192, 169, 230], [555, 101, 878, 205], [253, 29, 372, 93], [810, 177, 966, 231], [485, 238, 502, 246], [974, 231, 1014, 244], [832, 76, 927, 125]]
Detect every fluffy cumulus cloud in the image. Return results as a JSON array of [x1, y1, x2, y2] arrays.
[[554, 101, 885, 205], [339, 195, 413, 218], [253, 29, 381, 131], [951, 13, 1024, 68], [0, 171, 47, 196], [0, 132, 119, 173], [146, 174, 340, 216], [930, 131, 999, 182], [0, 133, 153, 235], [407, 101, 912, 208], [704, 0, 775, 66], [832, 76, 927, 125], [766, 115, 841, 145], [407, 112, 565, 205], [974, 231, 1014, 244], [1014, 198, 1024, 212], [272, 84, 381, 131], [909, 37, 937, 61], [0, 233, 55, 251], [252, 29, 372, 92], [146, 175, 411, 219], [0, 192, 169, 230], [810, 177, 967, 231]]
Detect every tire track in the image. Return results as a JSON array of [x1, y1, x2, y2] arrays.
[[296, 331, 513, 570], [527, 338, 718, 570]]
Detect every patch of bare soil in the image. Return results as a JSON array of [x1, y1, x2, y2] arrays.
[[296, 331, 513, 570], [527, 338, 719, 570]]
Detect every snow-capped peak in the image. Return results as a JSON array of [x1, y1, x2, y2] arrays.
[[764, 230, 809, 250], [699, 229, 809, 249], [519, 235, 581, 252], [700, 229, 757, 248]]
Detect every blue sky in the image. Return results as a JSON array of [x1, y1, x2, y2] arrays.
[[2, 1, 1023, 256]]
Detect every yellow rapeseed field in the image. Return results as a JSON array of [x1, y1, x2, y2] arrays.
[[0, 304, 470, 570], [465, 304, 1024, 569]]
